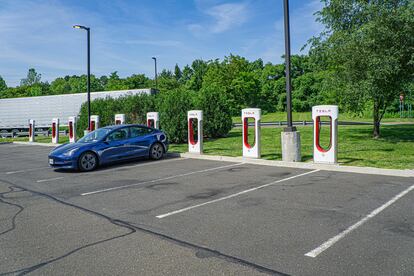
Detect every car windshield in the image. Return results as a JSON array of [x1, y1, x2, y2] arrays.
[[78, 128, 111, 143]]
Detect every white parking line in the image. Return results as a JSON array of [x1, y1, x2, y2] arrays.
[[36, 177, 65, 183], [305, 183, 414, 258], [81, 162, 244, 196], [156, 169, 320, 219], [4, 167, 50, 175], [90, 157, 187, 175]]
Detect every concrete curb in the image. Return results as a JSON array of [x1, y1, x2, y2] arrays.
[[178, 153, 414, 178], [8, 142, 413, 177], [13, 141, 58, 147]]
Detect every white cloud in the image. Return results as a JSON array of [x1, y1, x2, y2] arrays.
[[188, 1, 249, 35], [206, 3, 248, 33]]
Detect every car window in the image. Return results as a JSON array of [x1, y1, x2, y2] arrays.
[[130, 126, 153, 138], [78, 128, 111, 143], [107, 128, 129, 141]]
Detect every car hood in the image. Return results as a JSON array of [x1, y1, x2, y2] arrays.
[[51, 142, 99, 155]]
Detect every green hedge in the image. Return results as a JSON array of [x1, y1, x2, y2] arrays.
[[76, 88, 233, 143]]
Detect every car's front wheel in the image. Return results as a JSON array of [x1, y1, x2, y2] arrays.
[[149, 143, 164, 160], [78, 152, 98, 171]]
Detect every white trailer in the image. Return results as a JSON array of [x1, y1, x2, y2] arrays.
[[0, 88, 155, 137]]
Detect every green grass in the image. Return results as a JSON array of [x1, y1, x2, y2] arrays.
[[2, 125, 413, 169], [169, 125, 414, 170], [232, 112, 414, 124], [1, 136, 69, 144]]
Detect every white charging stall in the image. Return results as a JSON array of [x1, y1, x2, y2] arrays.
[[242, 108, 261, 158], [51, 118, 59, 144], [188, 110, 203, 154], [90, 115, 100, 131], [147, 112, 160, 129], [29, 119, 35, 142], [68, 116, 77, 143], [312, 105, 338, 164], [115, 114, 125, 125]]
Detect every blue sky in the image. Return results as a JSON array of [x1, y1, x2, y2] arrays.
[[0, 0, 324, 87]]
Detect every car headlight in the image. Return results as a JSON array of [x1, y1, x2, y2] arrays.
[[62, 148, 78, 157]]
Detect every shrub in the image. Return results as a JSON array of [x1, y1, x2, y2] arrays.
[[197, 84, 233, 138], [157, 88, 196, 143]]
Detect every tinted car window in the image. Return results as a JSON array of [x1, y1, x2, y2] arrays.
[[107, 128, 129, 141], [130, 126, 153, 138]]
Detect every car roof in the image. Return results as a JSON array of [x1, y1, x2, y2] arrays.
[[101, 124, 152, 130]]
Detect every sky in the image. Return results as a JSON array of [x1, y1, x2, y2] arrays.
[[0, 0, 324, 87]]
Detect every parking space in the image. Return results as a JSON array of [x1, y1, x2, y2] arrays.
[[1, 143, 413, 275]]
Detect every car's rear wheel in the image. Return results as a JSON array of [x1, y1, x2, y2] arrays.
[[78, 152, 98, 171], [149, 143, 164, 160]]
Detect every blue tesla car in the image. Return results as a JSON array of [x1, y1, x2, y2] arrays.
[[48, 124, 168, 171]]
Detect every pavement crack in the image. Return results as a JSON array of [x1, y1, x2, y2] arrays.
[[0, 187, 25, 237], [0, 180, 136, 276]]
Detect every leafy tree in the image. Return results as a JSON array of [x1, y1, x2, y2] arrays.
[[187, 59, 209, 91], [20, 68, 42, 86], [106, 72, 128, 91], [157, 69, 180, 92], [310, 0, 414, 137], [174, 64, 182, 81], [0, 76, 7, 93], [50, 77, 72, 94], [181, 65, 193, 84], [125, 74, 151, 89]]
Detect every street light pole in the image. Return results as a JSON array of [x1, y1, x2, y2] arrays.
[[73, 25, 91, 131], [280, 0, 301, 162], [152, 57, 158, 90], [283, 0, 294, 131]]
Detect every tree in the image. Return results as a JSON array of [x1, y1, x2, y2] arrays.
[[125, 74, 150, 89], [310, 0, 414, 137], [0, 76, 7, 92], [106, 72, 128, 91], [174, 64, 182, 81], [20, 68, 42, 86], [187, 59, 209, 91]]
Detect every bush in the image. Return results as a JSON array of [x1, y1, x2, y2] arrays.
[[197, 84, 233, 138], [157, 88, 196, 143], [76, 94, 156, 137]]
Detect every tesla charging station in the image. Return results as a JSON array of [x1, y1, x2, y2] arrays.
[[188, 110, 203, 154], [312, 105, 338, 164], [242, 108, 261, 158], [115, 114, 125, 125], [147, 112, 160, 129], [68, 116, 77, 143], [29, 119, 35, 142], [51, 118, 59, 144], [90, 115, 100, 131]]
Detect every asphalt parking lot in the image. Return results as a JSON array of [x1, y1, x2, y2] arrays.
[[1, 143, 413, 275]]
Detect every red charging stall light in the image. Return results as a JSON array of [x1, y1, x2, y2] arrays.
[[90, 121, 95, 131], [69, 122, 73, 139], [243, 117, 255, 149], [52, 123, 56, 138], [315, 116, 332, 153], [188, 118, 198, 145]]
